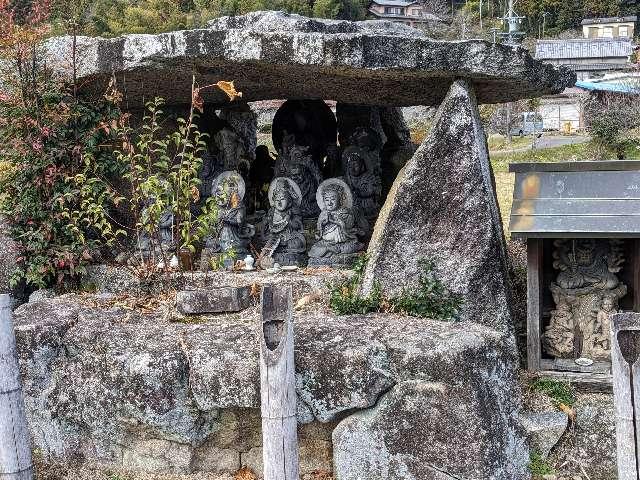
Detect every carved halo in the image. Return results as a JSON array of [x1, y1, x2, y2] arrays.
[[316, 178, 353, 210], [268, 177, 303, 207], [211, 170, 246, 202]]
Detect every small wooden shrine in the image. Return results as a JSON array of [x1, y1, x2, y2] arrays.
[[510, 160, 640, 385]]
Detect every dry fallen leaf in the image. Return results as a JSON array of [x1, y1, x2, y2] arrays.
[[216, 80, 243, 101], [192, 86, 205, 113], [295, 291, 322, 310], [558, 402, 576, 422], [250, 282, 261, 298], [235, 466, 258, 480]]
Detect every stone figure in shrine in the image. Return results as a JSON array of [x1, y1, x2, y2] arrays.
[[308, 179, 365, 267], [274, 134, 323, 218], [342, 145, 382, 224], [346, 126, 382, 173], [201, 171, 255, 268], [260, 177, 307, 267], [215, 127, 250, 171], [543, 239, 627, 361], [197, 151, 224, 207]]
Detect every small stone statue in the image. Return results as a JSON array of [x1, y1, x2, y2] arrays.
[[215, 127, 250, 171], [347, 126, 382, 173], [274, 134, 323, 218], [342, 146, 382, 224], [308, 179, 364, 267], [260, 177, 307, 267], [201, 171, 255, 269], [594, 296, 616, 352], [543, 239, 627, 362]]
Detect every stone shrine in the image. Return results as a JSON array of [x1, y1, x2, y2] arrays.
[[31, 9, 575, 480]]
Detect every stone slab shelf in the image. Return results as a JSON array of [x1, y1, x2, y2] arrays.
[[43, 11, 575, 108]]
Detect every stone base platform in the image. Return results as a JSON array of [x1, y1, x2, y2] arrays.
[[14, 293, 529, 479]]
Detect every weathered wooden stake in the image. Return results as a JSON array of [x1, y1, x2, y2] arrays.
[[259, 285, 300, 480], [0, 294, 33, 480], [611, 312, 640, 480]]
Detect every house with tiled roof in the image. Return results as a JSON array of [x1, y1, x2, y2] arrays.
[[368, 0, 442, 28]]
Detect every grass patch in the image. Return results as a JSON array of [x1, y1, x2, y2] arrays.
[[530, 377, 576, 407], [328, 256, 462, 320], [528, 450, 554, 476], [487, 134, 532, 152], [386, 259, 462, 320]]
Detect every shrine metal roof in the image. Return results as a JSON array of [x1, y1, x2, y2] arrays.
[[509, 161, 640, 238], [535, 39, 634, 60]]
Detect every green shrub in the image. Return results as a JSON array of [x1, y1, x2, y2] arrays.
[[328, 255, 383, 315], [328, 257, 462, 320], [530, 378, 576, 407], [528, 450, 554, 476], [388, 259, 462, 321]]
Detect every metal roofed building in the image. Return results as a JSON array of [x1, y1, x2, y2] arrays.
[[581, 16, 637, 39], [535, 38, 636, 80], [368, 0, 442, 28]]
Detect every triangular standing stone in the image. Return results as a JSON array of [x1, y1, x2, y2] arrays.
[[361, 79, 513, 331]]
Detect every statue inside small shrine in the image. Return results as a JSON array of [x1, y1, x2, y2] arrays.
[[308, 179, 365, 267], [260, 177, 307, 267], [342, 146, 382, 224], [215, 127, 250, 171], [274, 133, 323, 218], [346, 127, 382, 173], [543, 239, 627, 361], [200, 171, 255, 269]]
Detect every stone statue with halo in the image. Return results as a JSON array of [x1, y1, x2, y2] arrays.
[[308, 178, 364, 267], [200, 171, 255, 270], [259, 177, 307, 268]]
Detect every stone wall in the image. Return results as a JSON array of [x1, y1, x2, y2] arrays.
[[13, 283, 530, 479]]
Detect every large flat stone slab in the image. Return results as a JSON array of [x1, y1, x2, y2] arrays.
[[361, 79, 513, 331], [13, 294, 528, 477], [43, 11, 575, 108]]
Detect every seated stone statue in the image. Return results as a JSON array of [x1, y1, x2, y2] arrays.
[[260, 177, 307, 267], [308, 179, 364, 267], [343, 146, 382, 224], [201, 171, 255, 269], [275, 133, 323, 219]]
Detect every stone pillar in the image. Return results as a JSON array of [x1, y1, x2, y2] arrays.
[[361, 79, 513, 331]]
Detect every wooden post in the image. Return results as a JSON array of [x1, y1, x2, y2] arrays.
[[527, 238, 544, 372], [611, 312, 640, 480], [259, 285, 300, 480], [0, 294, 33, 480]]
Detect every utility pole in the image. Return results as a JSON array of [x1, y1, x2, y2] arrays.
[[479, 0, 483, 30], [542, 11, 549, 38]]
